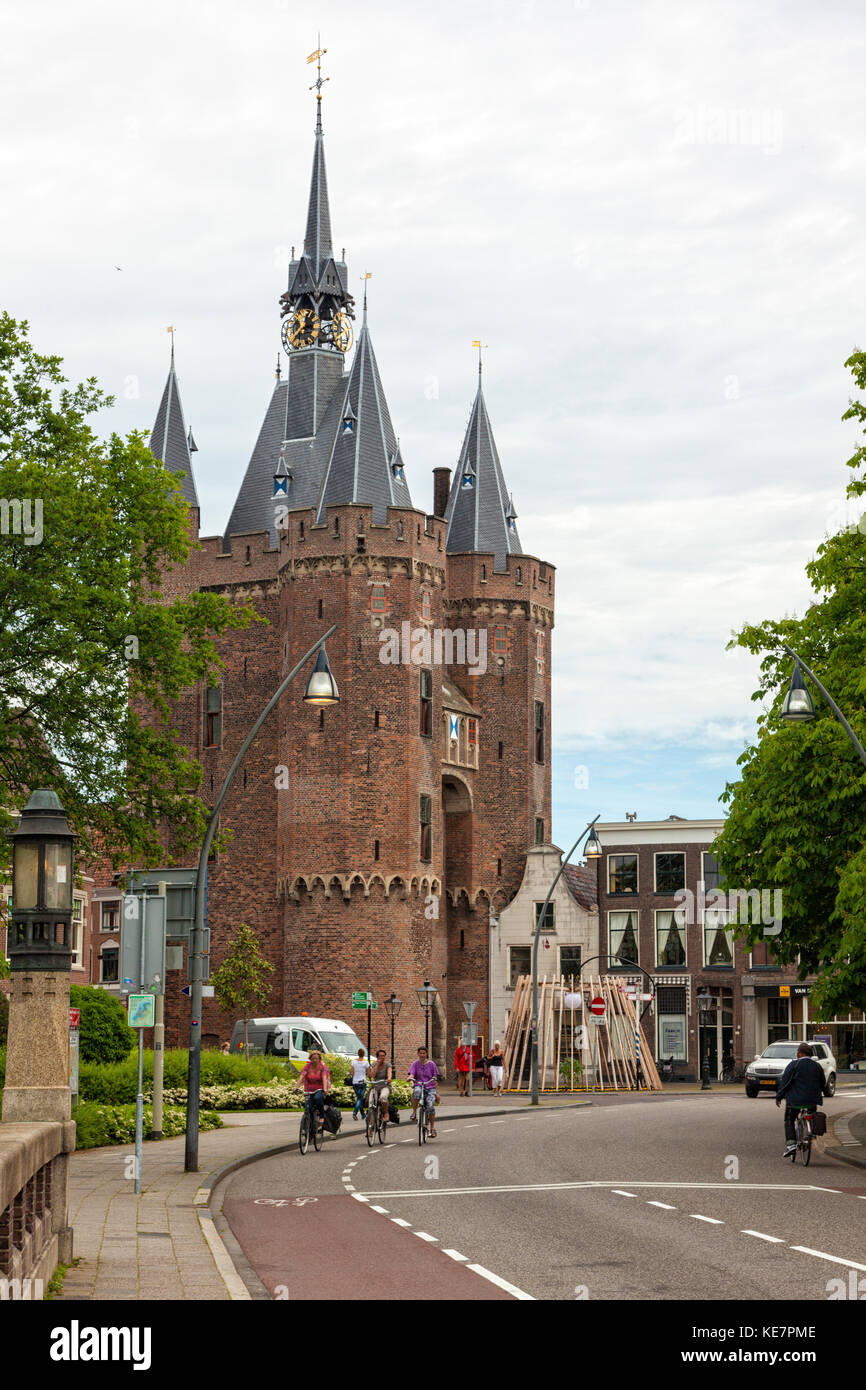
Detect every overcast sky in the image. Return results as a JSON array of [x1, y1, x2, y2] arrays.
[[4, 0, 864, 841]]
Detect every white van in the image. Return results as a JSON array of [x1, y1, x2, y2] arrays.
[[228, 1015, 365, 1063]]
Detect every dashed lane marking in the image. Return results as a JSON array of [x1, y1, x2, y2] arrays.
[[391, 1217, 411, 1227], [355, 1180, 840, 1199], [613, 1190, 637, 1198], [415, 1231, 438, 1242], [466, 1263, 535, 1300], [443, 1250, 468, 1262], [741, 1230, 785, 1243], [789, 1247, 866, 1272], [690, 1215, 724, 1225], [370, 1205, 389, 1214], [647, 1201, 676, 1210]]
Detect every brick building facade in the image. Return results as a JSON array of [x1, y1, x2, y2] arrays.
[[135, 91, 555, 1065]]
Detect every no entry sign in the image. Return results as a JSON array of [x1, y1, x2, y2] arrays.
[[589, 996, 606, 1016]]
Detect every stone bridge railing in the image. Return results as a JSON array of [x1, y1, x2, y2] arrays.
[[0, 1120, 74, 1300]]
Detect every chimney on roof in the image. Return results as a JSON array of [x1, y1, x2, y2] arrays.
[[433, 467, 451, 520]]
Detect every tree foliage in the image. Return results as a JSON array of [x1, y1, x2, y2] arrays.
[[714, 349, 866, 1017], [0, 312, 259, 872], [69, 984, 136, 1064], [210, 923, 275, 1059]]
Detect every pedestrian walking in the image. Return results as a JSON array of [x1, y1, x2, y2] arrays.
[[487, 1041, 505, 1096], [454, 1040, 471, 1095], [350, 1047, 369, 1120]]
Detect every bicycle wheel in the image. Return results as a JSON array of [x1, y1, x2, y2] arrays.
[[418, 1107, 426, 1145], [299, 1113, 310, 1155], [366, 1106, 376, 1147], [378, 1114, 387, 1145], [312, 1113, 324, 1151], [800, 1118, 812, 1167]]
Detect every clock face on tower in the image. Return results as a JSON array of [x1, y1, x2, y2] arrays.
[[282, 308, 320, 352], [330, 310, 354, 354]]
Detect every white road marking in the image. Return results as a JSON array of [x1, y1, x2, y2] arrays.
[[789, 1246, 866, 1272], [690, 1215, 724, 1225], [401, 1138, 413, 1144], [443, 1249, 468, 1262], [490, 1121, 506, 1125], [346, 1162, 357, 1168], [741, 1230, 785, 1243], [647, 1201, 676, 1210], [465, 1124, 480, 1128], [613, 1190, 637, 1198], [355, 1180, 835, 1199], [344, 1184, 355, 1192], [351, 1194, 370, 1203], [466, 1263, 535, 1300], [414, 1231, 438, 1242], [370, 1205, 389, 1214], [441, 1128, 456, 1133], [391, 1217, 411, 1227]]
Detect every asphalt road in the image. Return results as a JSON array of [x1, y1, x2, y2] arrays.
[[218, 1090, 866, 1301]]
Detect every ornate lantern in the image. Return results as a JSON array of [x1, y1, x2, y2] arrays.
[[8, 789, 76, 971]]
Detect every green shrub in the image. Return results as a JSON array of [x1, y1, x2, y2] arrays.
[[0, 1043, 5, 1089], [70, 985, 135, 1065], [78, 1049, 298, 1104], [558, 1059, 584, 1085], [72, 1102, 222, 1150], [157, 1078, 412, 1111], [0, 990, 8, 1046]]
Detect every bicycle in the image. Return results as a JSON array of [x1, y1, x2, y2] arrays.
[[365, 1086, 388, 1147], [298, 1094, 325, 1155], [416, 1083, 437, 1145], [790, 1106, 813, 1166], [720, 1058, 743, 1085]]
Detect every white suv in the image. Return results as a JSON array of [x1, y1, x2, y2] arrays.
[[745, 1041, 836, 1098]]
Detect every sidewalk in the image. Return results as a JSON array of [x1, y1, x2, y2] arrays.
[[56, 1093, 591, 1302]]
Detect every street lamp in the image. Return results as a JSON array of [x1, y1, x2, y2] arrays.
[[530, 816, 602, 1105], [384, 991, 402, 1072], [779, 642, 866, 767], [416, 979, 438, 1055], [697, 989, 713, 1090], [184, 626, 340, 1172], [8, 789, 75, 971]]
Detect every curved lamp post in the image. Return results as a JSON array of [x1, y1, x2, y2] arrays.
[[384, 991, 402, 1072], [530, 818, 602, 1105], [779, 642, 866, 768], [184, 626, 340, 1172], [697, 988, 713, 1090]]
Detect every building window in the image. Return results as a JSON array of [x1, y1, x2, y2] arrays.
[[468, 718, 477, 748], [534, 902, 554, 931], [374, 839, 380, 861], [299, 520, 305, 540], [703, 909, 734, 967], [767, 997, 791, 1045], [370, 583, 386, 613], [608, 854, 638, 895], [101, 947, 119, 984], [609, 910, 639, 966], [655, 909, 687, 967], [71, 896, 84, 969], [481, 564, 487, 581], [535, 702, 544, 763], [101, 903, 119, 932], [509, 945, 532, 988], [497, 858, 502, 877], [420, 794, 432, 861], [374, 709, 380, 730], [536, 631, 544, 674], [493, 626, 508, 655], [655, 853, 685, 894], [657, 986, 688, 1062], [498, 740, 503, 760], [421, 590, 431, 621], [559, 945, 582, 978], [516, 566, 522, 584], [397, 520, 404, 540], [204, 686, 222, 747], [334, 516, 340, 536], [535, 818, 544, 845], [420, 670, 433, 737], [702, 851, 721, 890], [750, 941, 781, 969]]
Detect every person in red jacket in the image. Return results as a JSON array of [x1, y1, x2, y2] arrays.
[[454, 1041, 472, 1096]]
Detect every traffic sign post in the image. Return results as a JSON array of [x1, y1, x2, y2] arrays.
[[68, 1008, 80, 1106], [463, 1001, 477, 1094]]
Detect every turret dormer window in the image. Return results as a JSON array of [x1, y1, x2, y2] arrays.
[[342, 403, 356, 435], [461, 465, 475, 490]]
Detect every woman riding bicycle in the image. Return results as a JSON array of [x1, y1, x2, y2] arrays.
[[367, 1049, 392, 1123], [293, 1050, 332, 1127], [408, 1046, 440, 1138]]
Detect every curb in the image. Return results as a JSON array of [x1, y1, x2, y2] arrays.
[[824, 1106, 866, 1172]]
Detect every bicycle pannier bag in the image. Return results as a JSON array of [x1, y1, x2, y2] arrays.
[[809, 1111, 827, 1136]]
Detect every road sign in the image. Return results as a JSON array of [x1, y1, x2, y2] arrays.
[[181, 984, 191, 997], [461, 1023, 478, 1045], [128, 993, 155, 1028], [69, 1008, 80, 1029], [590, 1012, 605, 1025], [352, 991, 377, 1009], [589, 996, 606, 1016], [463, 1001, 476, 1019], [120, 894, 167, 994]]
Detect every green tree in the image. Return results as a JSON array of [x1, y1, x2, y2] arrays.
[[211, 924, 275, 1059], [0, 312, 259, 872], [70, 984, 136, 1064], [714, 348, 866, 1019]]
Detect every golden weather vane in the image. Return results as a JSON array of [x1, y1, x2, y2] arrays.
[[307, 36, 329, 101], [472, 339, 488, 379]]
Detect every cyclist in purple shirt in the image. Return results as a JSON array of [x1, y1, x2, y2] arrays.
[[408, 1047, 440, 1137]]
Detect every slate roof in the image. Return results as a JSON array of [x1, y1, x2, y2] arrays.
[[149, 352, 199, 509], [441, 678, 481, 718], [222, 350, 346, 550], [445, 380, 521, 571], [315, 314, 413, 524]]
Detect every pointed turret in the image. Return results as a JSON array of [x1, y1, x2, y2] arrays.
[[315, 313, 412, 524], [445, 378, 521, 570], [149, 348, 199, 510], [280, 100, 354, 340]]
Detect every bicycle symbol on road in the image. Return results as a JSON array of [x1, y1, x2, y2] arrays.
[[253, 1197, 319, 1208]]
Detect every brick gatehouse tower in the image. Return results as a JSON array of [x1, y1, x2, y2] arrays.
[[148, 82, 555, 1064]]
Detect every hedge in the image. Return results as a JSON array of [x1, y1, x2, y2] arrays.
[[73, 1101, 222, 1150], [77, 1049, 297, 1104]]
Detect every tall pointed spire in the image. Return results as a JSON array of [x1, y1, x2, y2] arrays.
[[150, 340, 199, 510], [445, 373, 521, 571], [315, 313, 413, 524]]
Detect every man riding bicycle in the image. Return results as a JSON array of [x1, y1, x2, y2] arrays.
[[367, 1049, 392, 1123], [775, 1042, 825, 1157], [408, 1046, 440, 1138]]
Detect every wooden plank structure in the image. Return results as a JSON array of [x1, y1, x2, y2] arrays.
[[503, 974, 662, 1092]]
